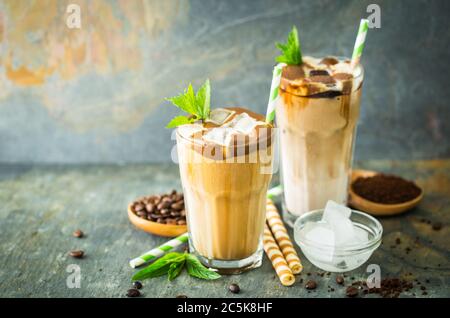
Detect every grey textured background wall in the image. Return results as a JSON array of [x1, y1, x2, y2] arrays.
[[0, 0, 449, 164]]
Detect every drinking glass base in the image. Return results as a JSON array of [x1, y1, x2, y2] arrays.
[[189, 240, 263, 275]]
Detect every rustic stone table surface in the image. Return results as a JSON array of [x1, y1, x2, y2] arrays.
[[0, 160, 449, 298]]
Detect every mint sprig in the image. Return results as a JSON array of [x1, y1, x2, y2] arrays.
[[275, 26, 302, 65], [131, 252, 221, 282], [165, 79, 211, 128]]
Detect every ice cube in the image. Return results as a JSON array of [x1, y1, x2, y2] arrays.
[[329, 217, 356, 246], [297, 222, 335, 262], [323, 200, 351, 221], [177, 123, 204, 139], [206, 108, 235, 125], [322, 201, 355, 246], [225, 112, 261, 135], [202, 127, 235, 147], [304, 222, 335, 247]]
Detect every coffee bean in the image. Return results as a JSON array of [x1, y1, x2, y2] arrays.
[[180, 210, 186, 217], [432, 222, 442, 231], [145, 203, 155, 213], [127, 289, 140, 297], [166, 218, 177, 225], [305, 280, 317, 290], [134, 203, 144, 212], [346, 286, 359, 297], [229, 283, 240, 294], [336, 275, 344, 285], [69, 250, 84, 258], [171, 202, 184, 211], [150, 213, 160, 219], [157, 201, 171, 210], [133, 281, 143, 289], [160, 209, 170, 216], [176, 294, 188, 298], [177, 219, 187, 225], [170, 211, 181, 217], [156, 218, 166, 224], [73, 229, 84, 238], [137, 211, 147, 218]]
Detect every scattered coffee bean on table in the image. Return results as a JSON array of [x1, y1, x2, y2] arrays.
[[133, 281, 143, 290], [72, 229, 84, 238], [229, 283, 240, 294], [176, 294, 188, 298], [336, 275, 344, 285], [432, 222, 442, 231], [346, 286, 359, 297], [69, 250, 84, 258], [131, 190, 186, 225], [305, 280, 317, 290], [127, 289, 140, 297]]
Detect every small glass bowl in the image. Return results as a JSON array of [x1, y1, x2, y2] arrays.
[[293, 209, 383, 272]]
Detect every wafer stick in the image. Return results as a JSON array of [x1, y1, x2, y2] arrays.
[[263, 224, 295, 286], [266, 199, 303, 274]]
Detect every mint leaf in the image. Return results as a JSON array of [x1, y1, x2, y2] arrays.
[[275, 26, 302, 65], [166, 84, 197, 115], [166, 116, 194, 128], [185, 254, 221, 280], [195, 79, 210, 119], [166, 80, 211, 128], [132, 252, 185, 281], [168, 259, 185, 281]]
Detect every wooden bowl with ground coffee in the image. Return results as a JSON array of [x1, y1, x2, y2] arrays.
[[128, 190, 187, 237], [349, 170, 423, 216]]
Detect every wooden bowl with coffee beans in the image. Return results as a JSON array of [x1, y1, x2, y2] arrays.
[[128, 190, 187, 237]]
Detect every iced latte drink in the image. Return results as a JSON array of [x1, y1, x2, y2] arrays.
[[176, 107, 274, 273], [276, 56, 363, 225]]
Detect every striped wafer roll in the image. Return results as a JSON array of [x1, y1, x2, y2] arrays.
[[266, 199, 303, 274], [263, 224, 295, 286]]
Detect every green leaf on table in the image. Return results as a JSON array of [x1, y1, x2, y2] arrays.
[[275, 26, 302, 65], [168, 259, 185, 281], [132, 252, 185, 281], [165, 79, 211, 128], [185, 254, 221, 280]]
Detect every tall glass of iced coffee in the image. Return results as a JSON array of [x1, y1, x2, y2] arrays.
[[276, 56, 364, 225], [176, 107, 274, 273]]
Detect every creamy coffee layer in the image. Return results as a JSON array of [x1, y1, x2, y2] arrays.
[[176, 107, 273, 261], [277, 56, 363, 217]]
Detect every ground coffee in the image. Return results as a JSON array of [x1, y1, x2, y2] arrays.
[[351, 174, 421, 204]]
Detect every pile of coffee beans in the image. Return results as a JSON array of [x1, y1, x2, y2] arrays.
[[131, 190, 186, 226]]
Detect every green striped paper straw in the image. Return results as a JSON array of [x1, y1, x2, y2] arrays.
[[351, 19, 369, 68], [267, 185, 283, 200], [265, 63, 285, 123], [129, 232, 189, 268]]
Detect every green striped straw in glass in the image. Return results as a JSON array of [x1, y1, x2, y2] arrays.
[[265, 63, 285, 123], [129, 232, 189, 268], [351, 19, 369, 68]]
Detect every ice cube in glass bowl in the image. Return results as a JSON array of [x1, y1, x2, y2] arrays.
[[294, 209, 383, 272]]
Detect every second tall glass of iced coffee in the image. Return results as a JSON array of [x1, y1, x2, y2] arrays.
[[276, 56, 364, 225]]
